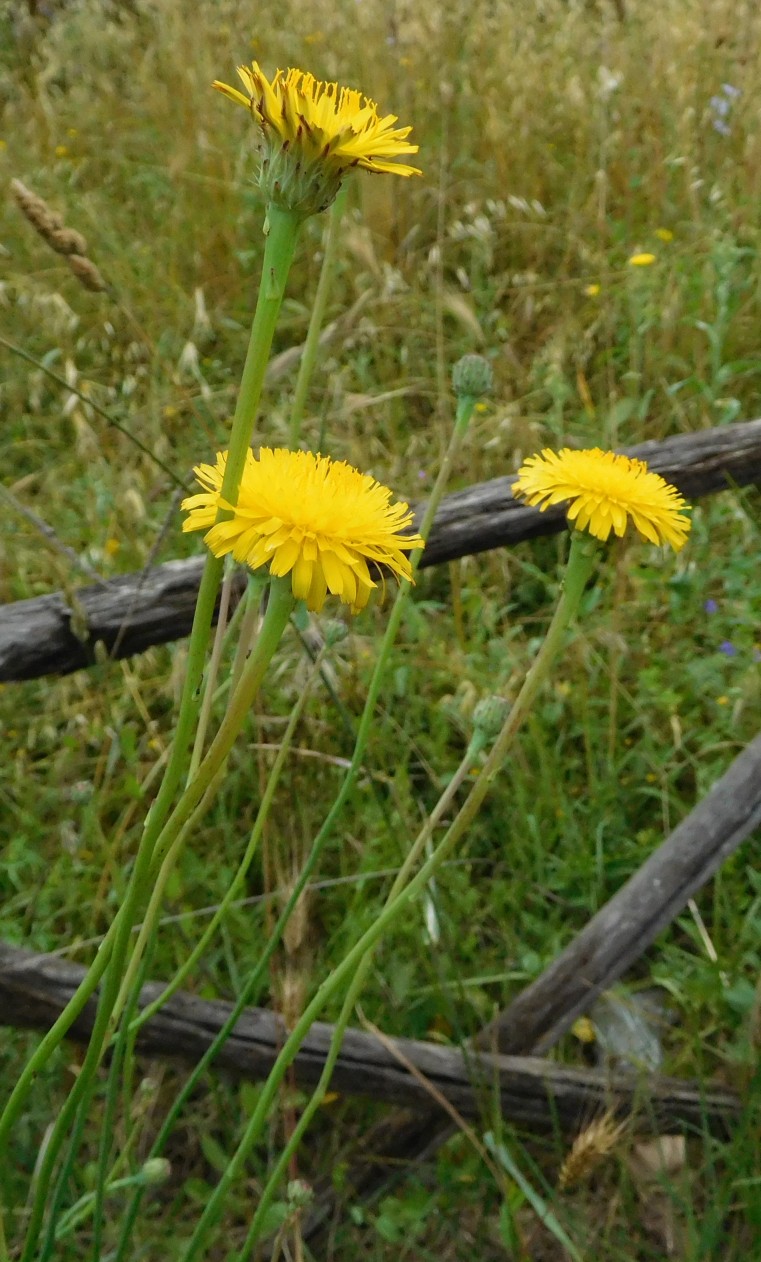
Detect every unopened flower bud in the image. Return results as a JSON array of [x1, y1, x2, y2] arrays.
[[140, 1157, 171, 1186], [286, 1178, 313, 1210], [473, 694, 510, 739], [452, 353, 493, 399]]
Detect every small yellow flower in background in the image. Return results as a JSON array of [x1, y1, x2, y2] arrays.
[[571, 1016, 596, 1044], [182, 448, 424, 613], [512, 448, 691, 550], [104, 537, 121, 557], [628, 251, 656, 267], [214, 62, 421, 216], [654, 228, 673, 242], [584, 283, 601, 296], [55, 145, 69, 158]]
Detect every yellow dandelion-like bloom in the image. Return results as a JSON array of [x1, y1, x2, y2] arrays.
[[512, 448, 691, 550], [628, 251, 656, 267], [584, 282, 601, 296], [182, 448, 424, 613], [214, 62, 421, 216], [654, 227, 674, 242]]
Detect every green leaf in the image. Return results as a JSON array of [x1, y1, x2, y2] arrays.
[[484, 1132, 583, 1262]]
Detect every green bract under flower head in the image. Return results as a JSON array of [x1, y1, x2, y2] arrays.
[[214, 63, 421, 217]]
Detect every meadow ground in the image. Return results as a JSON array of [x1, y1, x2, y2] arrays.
[[0, 0, 760, 1257]]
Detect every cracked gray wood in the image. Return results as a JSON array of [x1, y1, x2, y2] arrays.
[[0, 942, 739, 1139]]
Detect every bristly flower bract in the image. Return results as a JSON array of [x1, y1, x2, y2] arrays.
[[214, 63, 421, 217]]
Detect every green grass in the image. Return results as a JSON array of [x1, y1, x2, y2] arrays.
[[1, 0, 760, 1257]]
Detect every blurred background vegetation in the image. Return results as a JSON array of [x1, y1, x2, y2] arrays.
[[0, 0, 759, 1256]]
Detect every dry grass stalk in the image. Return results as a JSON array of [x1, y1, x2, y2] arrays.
[[558, 1108, 627, 1190], [66, 253, 107, 292], [11, 178, 107, 292], [11, 179, 87, 255]]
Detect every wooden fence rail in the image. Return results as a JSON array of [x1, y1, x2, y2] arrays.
[[0, 942, 740, 1140]]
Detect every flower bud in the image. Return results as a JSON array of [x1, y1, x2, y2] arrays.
[[286, 1178, 313, 1210], [140, 1158, 171, 1186], [472, 694, 510, 739], [452, 353, 493, 399]]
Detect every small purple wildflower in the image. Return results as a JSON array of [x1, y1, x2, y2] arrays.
[[710, 95, 731, 118], [719, 640, 738, 656], [709, 84, 740, 136], [704, 598, 719, 614]]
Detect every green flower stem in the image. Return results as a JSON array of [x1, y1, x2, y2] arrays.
[[0, 207, 304, 1260], [87, 943, 156, 1262], [289, 186, 347, 449], [111, 578, 296, 1025], [111, 769, 227, 1028], [143, 209, 300, 844], [148, 205, 300, 817], [229, 579, 263, 692], [179, 834, 464, 1261], [177, 393, 486, 1260], [113, 395, 478, 1260], [0, 1206, 7, 1262], [114, 550, 429, 1260], [19, 582, 295, 1262], [367, 389, 481, 856], [114, 576, 422, 1262], [0, 921, 115, 1164], [54, 1169, 164, 1243], [415, 392, 478, 552], [222, 205, 302, 499], [187, 559, 236, 783], [220, 533, 600, 1258], [0, 559, 222, 1173], [0, 211, 302, 1181], [449, 532, 597, 800], [127, 646, 324, 1034]]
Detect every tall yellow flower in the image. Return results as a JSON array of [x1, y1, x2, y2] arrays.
[[214, 63, 421, 216], [182, 448, 424, 613], [512, 448, 691, 550]]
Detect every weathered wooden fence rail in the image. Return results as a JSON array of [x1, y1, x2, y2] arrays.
[[2, 420, 761, 681], [0, 942, 740, 1139]]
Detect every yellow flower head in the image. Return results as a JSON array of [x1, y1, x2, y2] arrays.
[[214, 62, 421, 216], [182, 448, 424, 613], [512, 447, 691, 550], [628, 251, 656, 267]]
